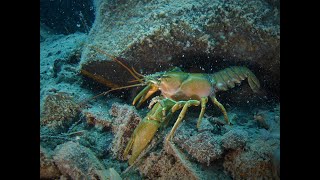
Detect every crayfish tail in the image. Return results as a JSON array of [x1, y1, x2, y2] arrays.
[[247, 71, 260, 93], [211, 66, 260, 93], [237, 66, 260, 93]]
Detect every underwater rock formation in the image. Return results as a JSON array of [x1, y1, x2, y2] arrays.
[[223, 138, 280, 179], [137, 150, 198, 180], [137, 142, 231, 180], [172, 120, 248, 166], [40, 92, 80, 130], [174, 128, 223, 166], [81, 99, 114, 131], [40, 146, 61, 179], [80, 0, 279, 98], [83, 111, 112, 130], [53, 141, 110, 179], [221, 127, 248, 150], [197, 117, 215, 132], [40, 32, 90, 116]]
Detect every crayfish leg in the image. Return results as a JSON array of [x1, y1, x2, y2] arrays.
[[210, 96, 230, 125], [166, 100, 200, 142], [196, 97, 208, 129]]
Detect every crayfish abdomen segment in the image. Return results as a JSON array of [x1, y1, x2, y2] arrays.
[[211, 66, 260, 93]]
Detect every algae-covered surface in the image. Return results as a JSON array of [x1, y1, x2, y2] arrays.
[[40, 0, 280, 179]]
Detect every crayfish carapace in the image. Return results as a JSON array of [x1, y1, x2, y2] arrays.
[[83, 48, 260, 165]]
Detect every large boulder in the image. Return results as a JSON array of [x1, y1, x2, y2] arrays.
[[80, 0, 279, 99]]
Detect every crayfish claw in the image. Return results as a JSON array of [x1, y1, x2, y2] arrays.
[[133, 84, 151, 106]]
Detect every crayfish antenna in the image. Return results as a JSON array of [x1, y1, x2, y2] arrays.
[[128, 79, 144, 83], [79, 45, 147, 107], [131, 67, 144, 77], [78, 83, 145, 108], [89, 45, 144, 83]]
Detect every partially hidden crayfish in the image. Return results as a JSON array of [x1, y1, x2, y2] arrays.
[[121, 66, 260, 165]]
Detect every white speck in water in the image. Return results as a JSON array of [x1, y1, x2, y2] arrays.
[[76, 24, 81, 27], [182, 54, 185, 57], [186, 41, 190, 48], [247, 100, 249, 103]]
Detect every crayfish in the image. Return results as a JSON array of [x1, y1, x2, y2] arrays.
[[123, 66, 260, 165], [82, 48, 261, 165]]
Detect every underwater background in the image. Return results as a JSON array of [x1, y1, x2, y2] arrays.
[[40, 0, 280, 179]]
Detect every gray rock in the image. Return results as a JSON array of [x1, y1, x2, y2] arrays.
[[80, 0, 279, 98], [221, 128, 248, 150], [53, 141, 109, 179]]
